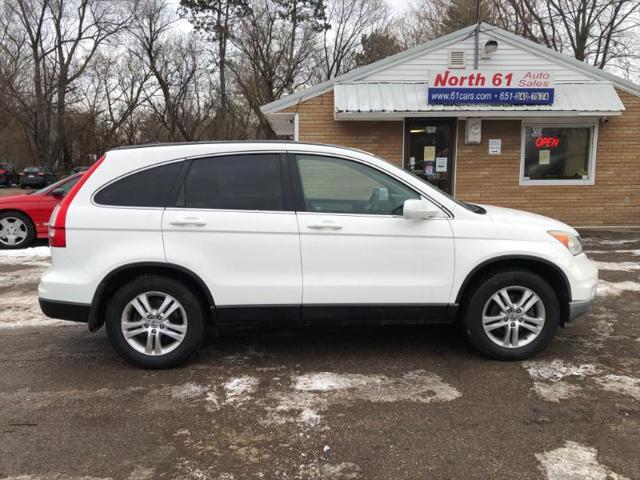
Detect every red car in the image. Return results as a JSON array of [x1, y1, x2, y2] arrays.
[[0, 173, 83, 249]]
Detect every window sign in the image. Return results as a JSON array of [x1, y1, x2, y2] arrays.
[[428, 70, 554, 105], [435, 157, 448, 172], [521, 124, 596, 185]]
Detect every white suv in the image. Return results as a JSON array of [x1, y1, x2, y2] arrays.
[[39, 142, 598, 368]]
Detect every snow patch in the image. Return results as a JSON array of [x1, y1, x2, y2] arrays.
[[523, 360, 599, 402], [596, 280, 640, 297], [533, 381, 582, 403], [2, 475, 114, 480], [0, 265, 44, 286], [596, 374, 640, 401], [223, 376, 259, 405], [583, 238, 636, 246], [297, 461, 361, 479], [293, 372, 386, 392], [523, 359, 599, 382], [0, 291, 71, 329], [592, 261, 640, 272], [536, 441, 629, 480], [587, 249, 640, 256], [163, 382, 211, 400], [269, 371, 461, 427], [0, 246, 50, 262]]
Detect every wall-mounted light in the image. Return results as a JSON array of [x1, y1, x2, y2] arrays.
[[482, 40, 498, 59]]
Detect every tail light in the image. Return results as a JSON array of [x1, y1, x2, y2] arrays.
[[38, 172, 45, 176], [19, 172, 25, 176], [49, 155, 105, 248], [0, 170, 5, 174]]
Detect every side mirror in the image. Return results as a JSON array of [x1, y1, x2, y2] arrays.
[[403, 199, 440, 219], [50, 188, 65, 198]]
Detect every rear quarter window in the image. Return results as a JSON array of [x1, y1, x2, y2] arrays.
[[94, 161, 183, 207]]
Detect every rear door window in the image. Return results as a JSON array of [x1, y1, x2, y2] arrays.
[[182, 154, 285, 211], [94, 161, 183, 207]]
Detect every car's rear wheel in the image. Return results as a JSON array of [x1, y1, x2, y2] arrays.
[[463, 270, 560, 360], [105, 276, 206, 368], [0, 212, 35, 249]]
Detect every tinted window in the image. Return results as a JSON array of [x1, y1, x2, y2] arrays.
[[183, 154, 284, 211], [94, 162, 183, 207], [296, 155, 419, 215]]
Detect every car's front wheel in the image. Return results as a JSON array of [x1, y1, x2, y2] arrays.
[[0, 212, 36, 249], [105, 276, 206, 368], [463, 270, 560, 360]]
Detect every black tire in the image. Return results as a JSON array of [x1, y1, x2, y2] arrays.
[[105, 275, 206, 369], [0, 211, 36, 249], [463, 269, 560, 361]]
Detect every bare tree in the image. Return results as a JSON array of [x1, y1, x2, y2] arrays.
[[503, 0, 640, 68], [229, 0, 326, 137], [398, 0, 499, 48], [0, 0, 131, 170], [314, 0, 388, 81], [180, 0, 250, 138], [131, 0, 217, 141]]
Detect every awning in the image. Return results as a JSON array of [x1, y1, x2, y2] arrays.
[[333, 82, 624, 119], [264, 112, 296, 137]]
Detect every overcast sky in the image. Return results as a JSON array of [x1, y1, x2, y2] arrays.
[[385, 0, 412, 15]]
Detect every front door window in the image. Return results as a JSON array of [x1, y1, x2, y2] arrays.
[[405, 120, 456, 194]]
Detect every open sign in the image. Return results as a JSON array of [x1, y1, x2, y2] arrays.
[[535, 137, 560, 148]]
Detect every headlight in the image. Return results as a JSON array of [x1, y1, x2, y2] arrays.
[[548, 230, 583, 255]]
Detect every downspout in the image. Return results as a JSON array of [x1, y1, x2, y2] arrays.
[[474, 23, 480, 70]]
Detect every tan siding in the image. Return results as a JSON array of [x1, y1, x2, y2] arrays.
[[283, 92, 403, 166], [455, 89, 640, 226]]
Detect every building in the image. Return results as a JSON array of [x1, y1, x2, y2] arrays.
[[260, 23, 640, 226]]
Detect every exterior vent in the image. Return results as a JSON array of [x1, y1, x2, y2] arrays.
[[448, 50, 466, 69]]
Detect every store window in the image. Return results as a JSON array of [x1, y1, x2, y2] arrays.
[[521, 124, 597, 185]]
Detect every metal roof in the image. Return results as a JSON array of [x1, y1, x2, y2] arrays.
[[333, 82, 624, 117], [261, 23, 640, 115]]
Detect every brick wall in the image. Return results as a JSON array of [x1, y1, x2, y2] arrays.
[[285, 89, 640, 226], [455, 90, 640, 226], [283, 92, 404, 166]]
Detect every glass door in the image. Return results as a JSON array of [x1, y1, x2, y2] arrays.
[[404, 119, 456, 194]]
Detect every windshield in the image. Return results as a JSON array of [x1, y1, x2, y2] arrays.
[[33, 173, 81, 195], [24, 167, 40, 172]]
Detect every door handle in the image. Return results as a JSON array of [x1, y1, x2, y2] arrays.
[[307, 221, 343, 230], [169, 217, 207, 227]]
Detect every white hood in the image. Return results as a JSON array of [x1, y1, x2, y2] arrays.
[[478, 204, 577, 235]]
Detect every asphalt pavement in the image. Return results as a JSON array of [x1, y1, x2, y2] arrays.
[[0, 222, 638, 479]]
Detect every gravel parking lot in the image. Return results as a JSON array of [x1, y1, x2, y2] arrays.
[[0, 219, 639, 479]]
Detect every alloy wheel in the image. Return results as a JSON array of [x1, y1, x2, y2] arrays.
[[120, 291, 188, 356], [481, 286, 546, 348]]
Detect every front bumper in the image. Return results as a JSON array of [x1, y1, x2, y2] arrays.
[[567, 298, 593, 323], [39, 298, 90, 323]]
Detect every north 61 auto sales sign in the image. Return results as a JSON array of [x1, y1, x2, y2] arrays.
[[427, 70, 554, 105]]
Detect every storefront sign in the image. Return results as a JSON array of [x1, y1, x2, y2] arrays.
[[428, 70, 554, 105]]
